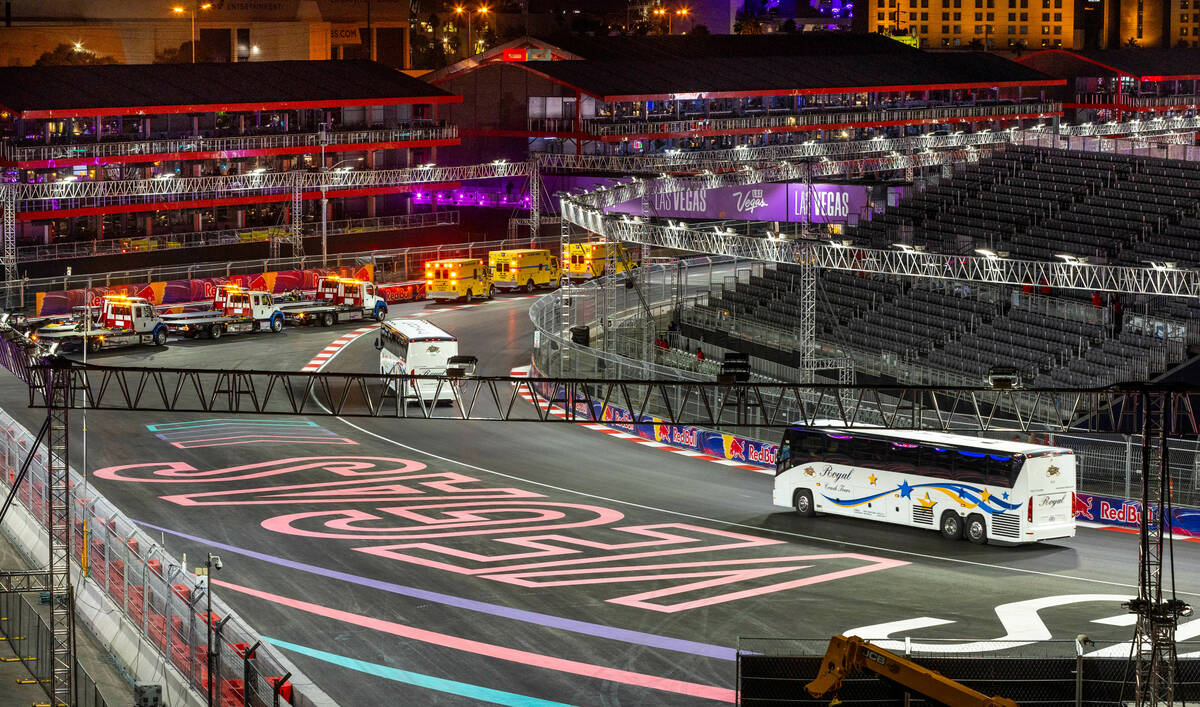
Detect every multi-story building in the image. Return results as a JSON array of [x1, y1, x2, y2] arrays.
[[0, 0, 411, 67], [866, 0, 1078, 49], [1018, 47, 1200, 121], [0, 60, 460, 260], [428, 33, 1063, 163]]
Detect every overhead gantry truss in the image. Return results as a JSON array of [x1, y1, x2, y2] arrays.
[[11, 358, 1199, 435]]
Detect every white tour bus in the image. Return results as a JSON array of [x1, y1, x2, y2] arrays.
[[377, 319, 459, 404], [772, 425, 1076, 544]]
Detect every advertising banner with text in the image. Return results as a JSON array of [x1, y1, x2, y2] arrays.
[[607, 183, 871, 224]]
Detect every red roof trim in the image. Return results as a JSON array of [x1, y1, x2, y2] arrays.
[[16, 182, 461, 220], [601, 79, 1065, 103], [1017, 49, 1146, 80], [19, 95, 462, 120]]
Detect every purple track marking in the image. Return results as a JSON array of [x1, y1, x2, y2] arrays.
[[134, 519, 736, 661]]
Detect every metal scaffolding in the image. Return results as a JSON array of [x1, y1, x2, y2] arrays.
[[560, 206, 1200, 297]]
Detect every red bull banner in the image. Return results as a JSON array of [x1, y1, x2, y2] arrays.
[[1073, 491, 1200, 537], [33, 264, 396, 316]]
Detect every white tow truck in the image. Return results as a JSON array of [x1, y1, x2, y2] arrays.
[[34, 295, 169, 352], [160, 285, 285, 339], [276, 276, 388, 327]]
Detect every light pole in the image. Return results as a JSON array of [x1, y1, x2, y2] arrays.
[[321, 157, 363, 267], [204, 553, 222, 707], [454, 5, 490, 58], [172, 2, 213, 64]]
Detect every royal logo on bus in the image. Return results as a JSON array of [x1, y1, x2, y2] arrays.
[[819, 466, 853, 483], [1039, 495, 1065, 508]]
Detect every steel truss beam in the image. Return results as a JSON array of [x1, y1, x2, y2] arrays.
[[560, 199, 1200, 297], [6, 162, 534, 206], [15, 359, 1199, 435]]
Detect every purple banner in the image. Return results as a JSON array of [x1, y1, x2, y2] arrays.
[[606, 182, 870, 224], [1073, 491, 1200, 537]]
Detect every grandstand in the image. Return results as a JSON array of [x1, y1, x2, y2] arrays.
[[682, 145, 1200, 390]]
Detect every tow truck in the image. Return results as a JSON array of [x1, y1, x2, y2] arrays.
[[276, 276, 388, 326], [806, 635, 1017, 707], [160, 284, 285, 339], [34, 295, 169, 353]]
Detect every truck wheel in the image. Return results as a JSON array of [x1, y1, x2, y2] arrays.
[[940, 512, 963, 540], [373, 305, 386, 322], [525, 280, 535, 293], [269, 315, 283, 333], [793, 489, 816, 517], [153, 327, 167, 347], [209, 324, 223, 340], [321, 311, 335, 327], [87, 338, 103, 354], [966, 515, 988, 545]]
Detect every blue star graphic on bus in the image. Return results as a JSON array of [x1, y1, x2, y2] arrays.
[[897, 480, 913, 498], [1002, 491, 1010, 500]]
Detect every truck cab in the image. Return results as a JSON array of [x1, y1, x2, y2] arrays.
[[37, 296, 168, 352], [425, 258, 495, 302], [562, 242, 635, 280], [166, 285, 285, 339], [488, 249, 560, 292]]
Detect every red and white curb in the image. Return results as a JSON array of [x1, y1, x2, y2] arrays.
[[301, 326, 377, 373], [511, 366, 771, 475]]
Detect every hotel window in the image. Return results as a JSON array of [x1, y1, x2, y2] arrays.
[[1020, 12, 1028, 19], [912, 12, 920, 20], [1042, 24, 1050, 32], [943, 11, 951, 18], [1054, 12, 1061, 19], [954, 11, 962, 19], [954, 23, 962, 30], [878, 11, 886, 18], [987, 12, 994, 19], [942, 23, 950, 31], [922, 23, 930, 31], [1020, 24, 1028, 31], [1009, 24, 1017, 31], [1041, 38, 1050, 45], [976, 11, 983, 19], [1009, 11, 1016, 18], [1042, 12, 1049, 19], [1054, 24, 1062, 32]]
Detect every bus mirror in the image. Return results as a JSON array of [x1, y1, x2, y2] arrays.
[[374, 337, 383, 351]]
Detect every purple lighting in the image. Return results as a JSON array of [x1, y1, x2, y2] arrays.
[[411, 187, 532, 208]]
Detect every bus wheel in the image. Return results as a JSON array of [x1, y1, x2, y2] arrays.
[[965, 515, 987, 545], [793, 489, 815, 517], [940, 512, 963, 540], [525, 280, 534, 293]]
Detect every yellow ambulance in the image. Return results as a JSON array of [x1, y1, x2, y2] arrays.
[[561, 241, 636, 280], [488, 249, 561, 292], [425, 257, 494, 301]]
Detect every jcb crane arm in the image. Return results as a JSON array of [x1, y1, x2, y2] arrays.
[[806, 635, 1018, 707]]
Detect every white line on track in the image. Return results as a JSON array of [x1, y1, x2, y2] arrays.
[[305, 321, 1199, 597]]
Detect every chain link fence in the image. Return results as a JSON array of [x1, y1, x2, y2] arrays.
[[0, 591, 109, 707], [736, 637, 1200, 706], [0, 407, 330, 707]]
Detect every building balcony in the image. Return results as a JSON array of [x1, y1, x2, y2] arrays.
[[526, 118, 580, 133], [582, 102, 1059, 137], [1073, 93, 1200, 109], [0, 125, 460, 165]]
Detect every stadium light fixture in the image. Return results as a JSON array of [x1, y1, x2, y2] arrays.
[[975, 248, 999, 258], [1055, 254, 1080, 264]]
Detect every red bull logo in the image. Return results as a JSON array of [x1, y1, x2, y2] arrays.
[[747, 443, 777, 465], [654, 423, 670, 443], [722, 435, 747, 461], [670, 427, 698, 447]]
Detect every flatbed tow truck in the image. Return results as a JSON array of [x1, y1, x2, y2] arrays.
[[34, 295, 169, 353], [160, 284, 285, 339], [275, 276, 388, 326]]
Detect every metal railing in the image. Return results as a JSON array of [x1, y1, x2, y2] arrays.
[[584, 103, 1058, 137], [0, 407, 333, 707], [7, 232, 570, 313], [1074, 93, 1200, 109], [1, 126, 459, 163], [526, 118, 579, 133], [0, 592, 109, 707], [17, 210, 461, 264]]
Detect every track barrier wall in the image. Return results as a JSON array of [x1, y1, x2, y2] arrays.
[[0, 408, 336, 707]]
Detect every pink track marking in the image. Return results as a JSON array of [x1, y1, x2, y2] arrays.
[[94, 456, 428, 483], [485, 553, 911, 612], [355, 523, 782, 575], [261, 501, 625, 539], [212, 578, 736, 703]]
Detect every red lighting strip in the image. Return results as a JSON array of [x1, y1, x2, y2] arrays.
[[17, 95, 462, 120]]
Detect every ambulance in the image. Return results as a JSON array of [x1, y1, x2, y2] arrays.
[[562, 241, 636, 280], [488, 249, 560, 292], [425, 258, 494, 301]]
